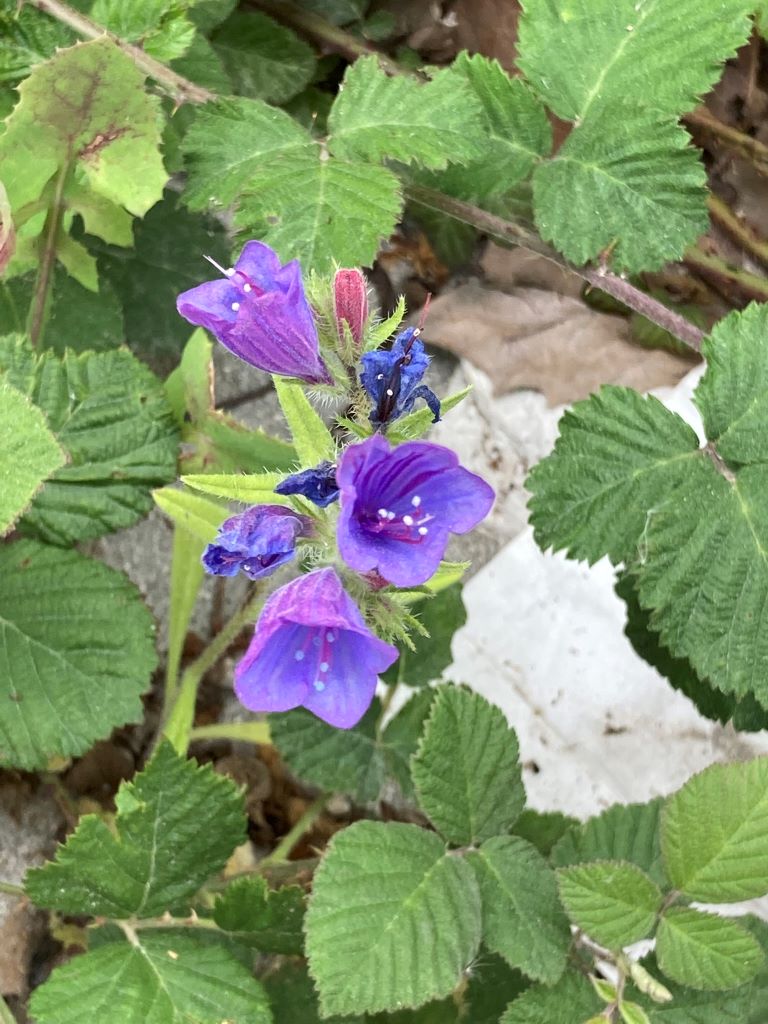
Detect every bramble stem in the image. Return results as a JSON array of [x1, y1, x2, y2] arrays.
[[685, 106, 768, 175], [30, 0, 711, 352], [162, 590, 265, 755], [707, 194, 768, 269], [26, 0, 215, 104], [250, 0, 402, 73], [0, 880, 24, 897], [684, 244, 768, 302], [407, 185, 706, 352], [260, 795, 327, 867]]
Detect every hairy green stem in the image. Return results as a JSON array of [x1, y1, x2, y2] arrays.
[[260, 795, 327, 867], [25, 0, 215, 104], [189, 720, 271, 745], [162, 590, 265, 755], [28, 160, 69, 347], [0, 880, 25, 897]]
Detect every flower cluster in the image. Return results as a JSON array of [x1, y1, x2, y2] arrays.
[[179, 243, 494, 729]]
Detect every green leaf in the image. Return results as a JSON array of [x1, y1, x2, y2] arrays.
[[469, 836, 569, 983], [556, 861, 662, 950], [214, 876, 304, 954], [29, 930, 271, 1024], [0, 37, 166, 219], [271, 692, 432, 802], [235, 149, 402, 274], [512, 810, 578, 857], [383, 585, 466, 687], [0, 4, 75, 83], [181, 471, 293, 507], [527, 385, 700, 565], [501, 970, 600, 1024], [89, 0, 195, 62], [661, 758, 768, 902], [532, 108, 708, 273], [446, 52, 551, 195], [171, 33, 232, 93], [0, 268, 124, 353], [619, 1004, 651, 1024], [329, 55, 484, 170], [656, 908, 764, 991], [94, 189, 230, 359], [632, 953, 754, 1022], [464, 953, 529, 1024], [386, 385, 472, 442], [0, 539, 156, 769], [412, 685, 525, 845], [0, 338, 178, 544], [153, 486, 227, 543], [183, 97, 314, 211], [517, 0, 752, 122], [273, 376, 335, 464], [26, 742, 245, 916], [164, 328, 213, 425], [552, 799, 667, 887], [211, 11, 315, 103], [0, 376, 65, 533], [305, 820, 481, 1016]]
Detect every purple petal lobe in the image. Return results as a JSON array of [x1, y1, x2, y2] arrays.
[[202, 504, 312, 581], [360, 328, 441, 426], [336, 435, 494, 587], [233, 568, 398, 729]]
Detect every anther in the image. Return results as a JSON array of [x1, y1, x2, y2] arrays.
[[403, 515, 414, 526], [411, 495, 421, 507], [243, 283, 252, 292], [314, 680, 325, 691], [418, 526, 428, 535], [320, 662, 329, 672], [231, 302, 240, 312], [295, 650, 305, 661]]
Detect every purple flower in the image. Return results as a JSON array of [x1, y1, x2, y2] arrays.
[[202, 505, 313, 581], [176, 241, 332, 385], [360, 327, 441, 427], [336, 435, 494, 587], [333, 268, 368, 349], [274, 461, 339, 508], [235, 568, 398, 728]]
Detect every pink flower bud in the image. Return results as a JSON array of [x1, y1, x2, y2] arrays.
[[333, 268, 368, 349]]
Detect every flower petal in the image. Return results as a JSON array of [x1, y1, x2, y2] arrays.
[[235, 622, 312, 713], [176, 278, 239, 340], [302, 631, 396, 728]]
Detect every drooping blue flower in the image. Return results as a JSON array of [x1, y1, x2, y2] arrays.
[[176, 240, 332, 384], [274, 461, 339, 508], [235, 567, 398, 728], [336, 434, 494, 587], [360, 327, 441, 427], [202, 505, 313, 581]]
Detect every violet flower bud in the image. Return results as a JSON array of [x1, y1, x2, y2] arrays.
[[202, 504, 313, 581], [333, 268, 368, 350]]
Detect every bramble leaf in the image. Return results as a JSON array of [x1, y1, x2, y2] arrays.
[[661, 758, 768, 902], [533, 108, 707, 272], [469, 836, 570, 983], [501, 970, 600, 1024], [0, 540, 155, 769], [0, 336, 178, 544], [527, 303, 768, 706], [235, 149, 402, 274], [305, 820, 481, 1016], [0, 376, 65, 534], [328, 55, 485, 170], [211, 11, 315, 103], [412, 686, 524, 845], [29, 930, 271, 1024], [214, 876, 305, 955], [551, 799, 666, 887], [26, 742, 245, 916], [656, 908, 764, 991], [556, 861, 662, 950], [517, 0, 752, 122]]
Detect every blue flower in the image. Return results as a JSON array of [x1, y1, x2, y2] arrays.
[[235, 567, 398, 728], [176, 241, 332, 384], [202, 505, 313, 581], [274, 461, 339, 508], [336, 434, 494, 587], [360, 327, 441, 427]]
